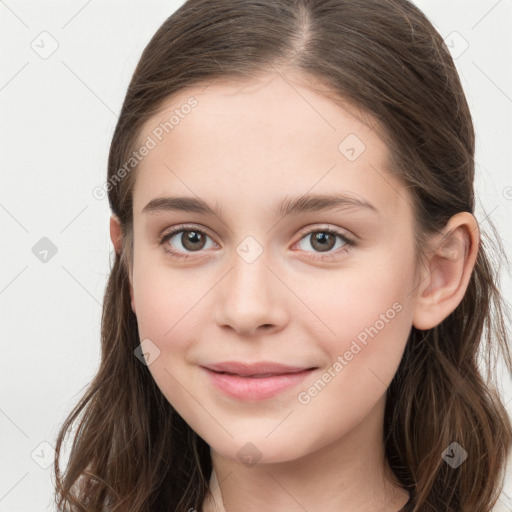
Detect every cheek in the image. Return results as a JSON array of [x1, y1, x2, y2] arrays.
[[288, 286, 414, 455], [296, 248, 416, 393], [131, 263, 206, 415], [306, 249, 415, 337], [131, 251, 203, 344]]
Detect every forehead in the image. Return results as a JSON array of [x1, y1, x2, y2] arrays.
[[139, 70, 378, 143], [132, 71, 408, 220]]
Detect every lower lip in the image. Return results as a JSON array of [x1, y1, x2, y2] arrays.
[[201, 367, 315, 401]]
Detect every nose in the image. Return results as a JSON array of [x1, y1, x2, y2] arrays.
[[214, 249, 289, 337]]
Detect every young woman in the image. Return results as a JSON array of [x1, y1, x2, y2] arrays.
[[53, 1, 512, 510]]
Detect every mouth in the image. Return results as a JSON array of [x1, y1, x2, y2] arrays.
[[203, 360, 316, 376], [200, 363, 317, 401], [212, 371, 303, 378]]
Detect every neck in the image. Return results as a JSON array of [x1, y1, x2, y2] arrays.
[[201, 396, 410, 512]]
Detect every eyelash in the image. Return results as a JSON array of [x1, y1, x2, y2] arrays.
[[158, 224, 357, 262]]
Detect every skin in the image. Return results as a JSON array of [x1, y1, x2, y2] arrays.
[[110, 69, 479, 512]]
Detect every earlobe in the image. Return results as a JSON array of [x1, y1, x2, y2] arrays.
[[412, 212, 479, 331]]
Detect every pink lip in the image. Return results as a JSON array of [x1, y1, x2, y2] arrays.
[[201, 361, 317, 401]]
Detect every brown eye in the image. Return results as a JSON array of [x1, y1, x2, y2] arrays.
[[295, 228, 356, 259], [180, 230, 207, 251], [309, 232, 337, 252], [159, 226, 216, 259]]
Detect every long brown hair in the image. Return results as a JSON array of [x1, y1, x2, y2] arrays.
[[53, 0, 512, 510]]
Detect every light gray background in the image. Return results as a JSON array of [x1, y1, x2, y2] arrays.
[[1, 1, 511, 510]]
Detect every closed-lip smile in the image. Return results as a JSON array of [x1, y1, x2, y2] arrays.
[[202, 360, 316, 376], [201, 361, 318, 401]]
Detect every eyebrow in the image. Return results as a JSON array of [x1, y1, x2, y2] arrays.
[[141, 193, 379, 218]]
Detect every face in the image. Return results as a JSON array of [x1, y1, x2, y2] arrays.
[[129, 70, 420, 465]]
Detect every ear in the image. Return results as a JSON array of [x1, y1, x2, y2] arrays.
[[413, 212, 479, 331], [109, 214, 136, 314], [109, 214, 123, 254]]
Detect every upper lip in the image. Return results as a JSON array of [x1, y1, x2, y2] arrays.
[[202, 361, 316, 377]]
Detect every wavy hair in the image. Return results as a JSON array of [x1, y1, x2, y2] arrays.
[[53, 0, 512, 510]]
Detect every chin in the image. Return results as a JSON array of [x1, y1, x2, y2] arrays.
[[208, 435, 308, 467]]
